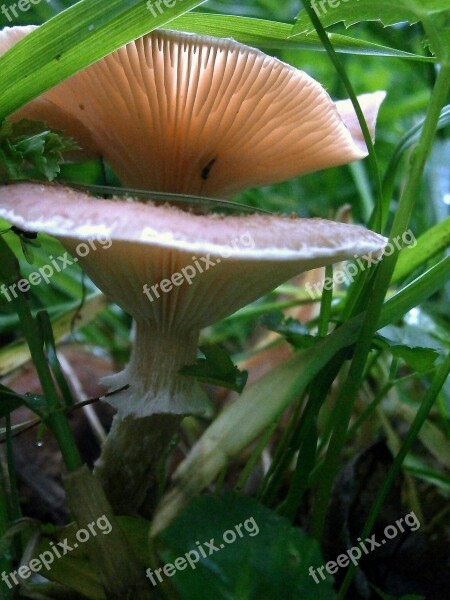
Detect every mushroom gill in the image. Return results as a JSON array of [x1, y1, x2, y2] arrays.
[[0, 26, 385, 197]]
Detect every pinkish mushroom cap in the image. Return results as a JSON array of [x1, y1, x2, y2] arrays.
[[0, 26, 385, 197]]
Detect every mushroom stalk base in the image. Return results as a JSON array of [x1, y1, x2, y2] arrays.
[[94, 323, 208, 513], [94, 414, 182, 514]]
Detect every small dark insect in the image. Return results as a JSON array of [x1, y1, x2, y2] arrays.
[[11, 226, 38, 240], [201, 157, 218, 181], [0, 226, 40, 263]]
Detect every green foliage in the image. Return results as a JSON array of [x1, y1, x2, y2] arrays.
[[169, 13, 436, 60], [0, 119, 76, 181], [293, 0, 449, 35], [260, 311, 318, 349], [293, 0, 450, 61], [180, 345, 248, 393], [0, 1, 449, 599], [158, 493, 336, 600], [0, 383, 23, 416], [375, 325, 441, 373]]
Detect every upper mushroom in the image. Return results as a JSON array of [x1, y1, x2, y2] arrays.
[[0, 26, 385, 197]]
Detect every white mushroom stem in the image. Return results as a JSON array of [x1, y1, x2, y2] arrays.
[[99, 322, 206, 418], [93, 323, 206, 512]]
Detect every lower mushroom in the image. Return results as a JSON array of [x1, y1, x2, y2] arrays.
[[0, 182, 387, 512]]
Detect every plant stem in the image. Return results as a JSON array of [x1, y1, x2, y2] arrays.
[[299, 0, 383, 231], [310, 59, 450, 540], [235, 422, 276, 494], [0, 239, 82, 472], [0, 457, 13, 600], [64, 465, 155, 599], [318, 265, 334, 336]]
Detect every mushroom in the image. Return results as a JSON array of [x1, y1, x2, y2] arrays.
[[0, 182, 388, 414], [0, 27, 387, 511], [0, 182, 387, 510], [0, 26, 385, 197]]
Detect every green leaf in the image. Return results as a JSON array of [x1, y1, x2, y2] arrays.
[[399, 403, 450, 470], [392, 217, 450, 282], [389, 345, 439, 372], [31, 515, 151, 599], [376, 324, 441, 372], [0, 119, 76, 181], [21, 393, 49, 418], [0, 384, 23, 416], [0, 294, 107, 378], [180, 346, 248, 393], [169, 13, 435, 61], [157, 493, 336, 600], [292, 0, 449, 33], [260, 311, 318, 349], [0, 382, 47, 419], [33, 527, 106, 600], [292, 0, 450, 60], [383, 106, 450, 229], [37, 310, 74, 408], [0, 0, 207, 119]]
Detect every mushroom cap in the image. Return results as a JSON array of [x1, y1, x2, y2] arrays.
[[0, 182, 387, 330], [1, 26, 385, 197], [335, 92, 386, 155]]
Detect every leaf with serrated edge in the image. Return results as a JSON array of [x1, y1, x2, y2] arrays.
[[292, 0, 449, 34], [169, 13, 435, 61]]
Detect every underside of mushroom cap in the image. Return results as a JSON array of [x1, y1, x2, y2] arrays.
[[0, 182, 387, 330], [1, 26, 385, 197], [336, 92, 387, 154]]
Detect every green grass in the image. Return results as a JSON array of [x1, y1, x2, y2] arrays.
[[0, 1, 449, 599]]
